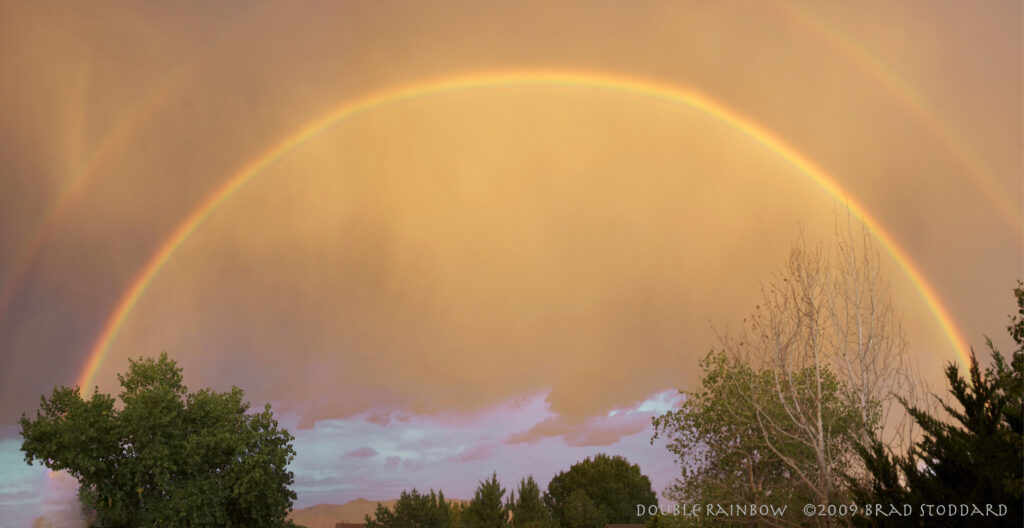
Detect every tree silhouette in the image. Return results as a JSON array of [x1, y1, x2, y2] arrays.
[[544, 454, 656, 527], [850, 283, 1024, 527], [463, 473, 510, 528]]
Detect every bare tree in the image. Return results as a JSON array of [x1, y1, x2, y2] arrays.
[[654, 218, 934, 527], [717, 218, 919, 524], [821, 219, 920, 452]]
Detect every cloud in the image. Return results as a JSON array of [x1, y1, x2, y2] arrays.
[[365, 413, 392, 426], [346, 447, 379, 458], [2, 1, 1017, 450], [506, 390, 683, 447], [0, 0, 1020, 519], [402, 459, 426, 472], [453, 444, 495, 463], [0, 438, 83, 528], [284, 391, 683, 507]]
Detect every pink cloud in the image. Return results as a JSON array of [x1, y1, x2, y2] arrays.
[[402, 459, 426, 471], [453, 444, 495, 463], [365, 413, 392, 426], [505, 392, 682, 447], [563, 416, 649, 447], [507, 413, 650, 446], [285, 390, 684, 507], [346, 447, 379, 458]]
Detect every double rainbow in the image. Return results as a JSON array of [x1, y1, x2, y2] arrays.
[[76, 70, 973, 392]]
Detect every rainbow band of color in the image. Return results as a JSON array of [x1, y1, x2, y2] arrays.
[[0, 80, 184, 325], [776, 2, 1021, 239], [76, 70, 973, 393]]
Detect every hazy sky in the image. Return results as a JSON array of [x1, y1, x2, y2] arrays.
[[1, 1, 1021, 525]]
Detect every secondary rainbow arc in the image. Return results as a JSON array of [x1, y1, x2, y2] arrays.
[[76, 70, 973, 393], [775, 2, 1022, 240], [0, 80, 184, 326]]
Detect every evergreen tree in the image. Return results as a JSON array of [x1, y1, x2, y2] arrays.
[[463, 473, 511, 528], [509, 476, 554, 528], [561, 489, 605, 528], [849, 283, 1024, 527], [365, 488, 456, 528], [435, 490, 455, 528]]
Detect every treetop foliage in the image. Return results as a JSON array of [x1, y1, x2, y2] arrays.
[[20, 352, 299, 528], [652, 349, 865, 523], [509, 476, 555, 528], [543, 453, 657, 528], [369, 461, 655, 528], [365, 488, 458, 528], [463, 472, 511, 528]]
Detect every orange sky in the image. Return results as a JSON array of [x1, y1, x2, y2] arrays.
[[0, 0, 1021, 520]]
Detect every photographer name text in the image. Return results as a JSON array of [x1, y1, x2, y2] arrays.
[[637, 502, 1011, 519]]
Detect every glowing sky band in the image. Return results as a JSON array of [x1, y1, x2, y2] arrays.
[[0, 80, 184, 326], [776, 2, 1022, 240], [0, 2, 282, 326], [77, 70, 973, 393]]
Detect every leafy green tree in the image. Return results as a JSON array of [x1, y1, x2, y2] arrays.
[[650, 228, 908, 528], [508, 476, 554, 528], [19, 352, 299, 528], [561, 489, 605, 528], [849, 284, 1024, 527], [463, 473, 510, 528], [365, 488, 457, 528], [653, 350, 864, 526], [544, 454, 656, 528]]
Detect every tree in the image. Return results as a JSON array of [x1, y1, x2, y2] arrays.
[[19, 352, 299, 528], [508, 476, 555, 528], [365, 488, 457, 528], [819, 222, 913, 449], [652, 225, 915, 527], [561, 490, 605, 528], [849, 284, 1024, 527], [544, 453, 656, 528], [463, 473, 511, 528], [653, 350, 864, 527], [719, 226, 914, 506]]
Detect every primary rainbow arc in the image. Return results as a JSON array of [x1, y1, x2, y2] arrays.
[[76, 69, 973, 393]]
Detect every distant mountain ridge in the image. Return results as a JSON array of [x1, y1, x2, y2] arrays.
[[288, 497, 473, 528], [287, 498, 398, 528]]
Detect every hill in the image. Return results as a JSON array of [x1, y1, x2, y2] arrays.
[[288, 497, 470, 528], [287, 498, 399, 528]]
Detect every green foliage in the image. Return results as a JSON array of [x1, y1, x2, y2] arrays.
[[652, 350, 865, 524], [19, 352, 298, 528], [365, 488, 457, 528], [463, 473, 511, 528], [508, 476, 555, 528], [544, 453, 656, 528], [560, 489, 605, 528], [849, 284, 1024, 527]]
